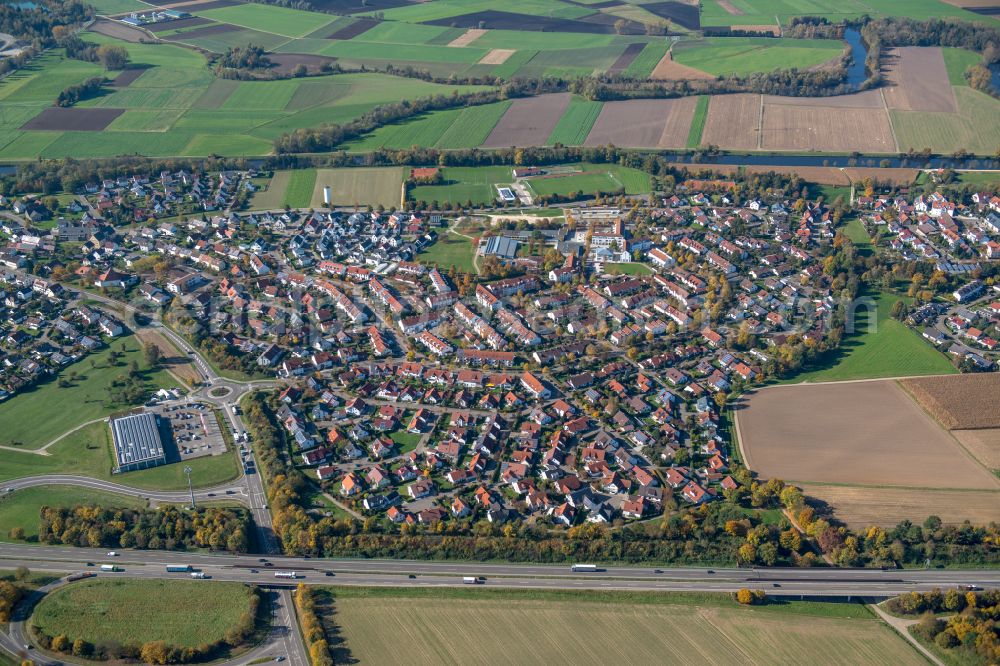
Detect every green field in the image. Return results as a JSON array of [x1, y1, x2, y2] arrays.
[[86, 0, 155, 14], [196, 4, 335, 39], [686, 95, 710, 149], [0, 36, 490, 160], [318, 587, 923, 666], [890, 87, 1000, 155], [32, 579, 254, 648], [785, 291, 957, 383], [672, 37, 844, 77], [343, 102, 511, 151], [941, 48, 981, 86], [547, 97, 603, 146], [310, 167, 404, 208], [0, 486, 146, 542], [0, 335, 175, 450], [417, 232, 478, 274], [699, 0, 994, 26]]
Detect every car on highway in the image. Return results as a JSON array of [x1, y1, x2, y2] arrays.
[[324, 571, 335, 577], [275, 657, 285, 662], [107, 551, 118, 556], [408, 574, 416, 579]]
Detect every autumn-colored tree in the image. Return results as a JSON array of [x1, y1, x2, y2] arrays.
[[50, 635, 69, 653], [735, 588, 754, 604], [140, 641, 170, 665]]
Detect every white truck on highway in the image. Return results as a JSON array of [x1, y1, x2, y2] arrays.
[[190, 572, 207, 579], [274, 571, 298, 579], [462, 577, 482, 585], [571, 564, 598, 572], [100, 564, 120, 572]]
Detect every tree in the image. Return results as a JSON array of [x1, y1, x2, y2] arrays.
[[140, 641, 170, 665], [8, 527, 25, 541], [51, 635, 69, 653], [613, 18, 627, 35], [96, 44, 128, 71], [14, 566, 28, 582], [72, 638, 91, 657], [144, 344, 160, 368], [735, 588, 754, 604]]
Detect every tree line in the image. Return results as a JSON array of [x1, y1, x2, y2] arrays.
[[294, 585, 333, 666], [33, 585, 263, 664], [21, 505, 252, 553], [894, 589, 1000, 663], [55, 76, 105, 107]]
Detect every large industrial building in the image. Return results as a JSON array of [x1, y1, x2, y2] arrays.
[[111, 412, 166, 472]]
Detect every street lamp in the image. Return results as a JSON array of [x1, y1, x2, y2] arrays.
[[184, 465, 195, 510]]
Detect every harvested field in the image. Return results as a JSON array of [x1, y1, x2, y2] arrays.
[[953, 429, 1000, 470], [760, 103, 896, 152], [145, 16, 212, 32], [584, 97, 697, 148], [90, 18, 149, 42], [110, 67, 149, 87], [900, 373, 1000, 430], [326, 592, 924, 666], [700, 93, 759, 150], [478, 48, 515, 65], [21, 107, 125, 131], [763, 90, 885, 109], [608, 42, 645, 74], [743, 165, 849, 185], [737, 381, 1000, 490], [483, 93, 572, 148], [448, 28, 486, 48], [882, 47, 957, 113], [326, 18, 378, 41], [717, 0, 744, 15], [135, 329, 201, 387], [269, 53, 337, 75], [650, 51, 714, 80], [798, 484, 1000, 528], [843, 167, 918, 186]]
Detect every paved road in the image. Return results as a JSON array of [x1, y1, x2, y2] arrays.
[[1, 543, 998, 596]]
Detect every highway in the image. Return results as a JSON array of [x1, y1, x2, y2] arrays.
[[1, 543, 998, 596]]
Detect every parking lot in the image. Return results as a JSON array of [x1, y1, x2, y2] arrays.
[[152, 401, 228, 461]]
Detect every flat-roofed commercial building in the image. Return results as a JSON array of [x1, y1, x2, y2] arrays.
[[111, 412, 166, 472]]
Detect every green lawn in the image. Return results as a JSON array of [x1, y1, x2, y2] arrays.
[[311, 167, 404, 209], [32, 579, 254, 648], [0, 335, 176, 450], [388, 429, 422, 454], [672, 37, 844, 77], [785, 291, 957, 383], [0, 486, 147, 542], [283, 169, 317, 208], [841, 217, 873, 256], [603, 262, 653, 276], [417, 232, 478, 274], [941, 47, 980, 86]]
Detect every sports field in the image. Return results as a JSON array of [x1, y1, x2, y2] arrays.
[[32, 579, 254, 648], [417, 232, 478, 273], [319, 587, 924, 666], [409, 166, 513, 206]]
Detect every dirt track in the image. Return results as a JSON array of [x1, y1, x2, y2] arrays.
[[738, 380, 1000, 490]]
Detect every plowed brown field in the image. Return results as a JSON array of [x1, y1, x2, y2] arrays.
[[584, 97, 697, 148], [700, 93, 759, 150], [760, 104, 896, 152], [901, 373, 1000, 429], [882, 47, 957, 113]]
